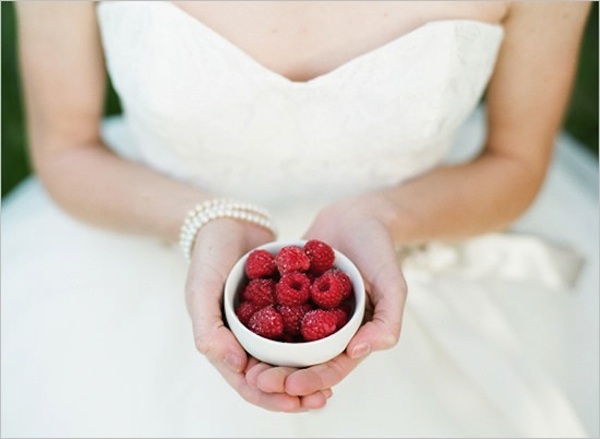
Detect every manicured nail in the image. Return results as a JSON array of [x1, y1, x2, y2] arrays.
[[224, 353, 243, 372], [351, 343, 371, 359]]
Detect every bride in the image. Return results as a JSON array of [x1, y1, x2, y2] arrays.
[[2, 1, 597, 437]]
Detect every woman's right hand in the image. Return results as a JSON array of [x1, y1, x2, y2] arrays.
[[184, 218, 332, 412]]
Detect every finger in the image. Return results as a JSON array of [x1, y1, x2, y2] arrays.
[[255, 366, 298, 393], [244, 361, 273, 388], [347, 258, 407, 358], [209, 346, 307, 412], [300, 390, 331, 410], [188, 292, 248, 374], [195, 324, 248, 374], [284, 353, 365, 396], [186, 246, 248, 372], [245, 361, 331, 411], [321, 388, 333, 399], [217, 362, 306, 412], [244, 356, 261, 373]]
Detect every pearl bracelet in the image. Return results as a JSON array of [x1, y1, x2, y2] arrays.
[[179, 198, 277, 262]]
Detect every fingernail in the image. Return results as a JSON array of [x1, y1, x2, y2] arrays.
[[351, 343, 371, 359], [322, 389, 333, 399], [224, 353, 243, 372]]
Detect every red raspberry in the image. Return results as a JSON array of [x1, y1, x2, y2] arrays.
[[328, 308, 349, 330], [275, 245, 310, 275], [235, 301, 262, 326], [242, 278, 276, 307], [310, 271, 345, 309], [277, 303, 313, 336], [280, 332, 297, 343], [245, 249, 276, 279], [304, 239, 335, 275], [339, 299, 355, 318], [275, 272, 311, 306], [301, 309, 338, 341], [326, 268, 353, 300], [248, 306, 284, 340]]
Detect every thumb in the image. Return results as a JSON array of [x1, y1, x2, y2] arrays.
[[346, 258, 407, 359]]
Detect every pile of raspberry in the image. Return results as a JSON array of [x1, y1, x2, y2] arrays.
[[235, 240, 355, 342]]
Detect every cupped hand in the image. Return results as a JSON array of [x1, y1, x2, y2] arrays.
[[184, 218, 332, 411], [250, 195, 407, 398]]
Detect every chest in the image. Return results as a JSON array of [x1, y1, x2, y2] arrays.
[[172, 1, 507, 82]]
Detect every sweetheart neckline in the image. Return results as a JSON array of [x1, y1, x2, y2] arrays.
[[98, 1, 504, 87]]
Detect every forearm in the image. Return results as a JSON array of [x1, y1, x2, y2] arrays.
[[16, 3, 208, 244], [35, 142, 206, 243], [374, 149, 545, 245], [374, 2, 590, 246]]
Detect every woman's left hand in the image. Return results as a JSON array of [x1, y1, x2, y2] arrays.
[[247, 194, 407, 400]]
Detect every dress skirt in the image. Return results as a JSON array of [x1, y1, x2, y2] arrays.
[[2, 109, 598, 438]]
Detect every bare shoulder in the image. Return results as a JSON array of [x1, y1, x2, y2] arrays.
[[17, 1, 106, 151], [483, 1, 591, 167], [16, 1, 97, 35], [16, 1, 101, 57], [503, 1, 591, 34], [507, 1, 591, 19], [495, 1, 591, 76], [16, 1, 96, 17]]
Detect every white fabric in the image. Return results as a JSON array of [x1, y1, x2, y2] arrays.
[[1, 1, 598, 437], [97, 1, 504, 238]]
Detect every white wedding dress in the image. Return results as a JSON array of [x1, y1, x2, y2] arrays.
[[2, 2, 598, 437]]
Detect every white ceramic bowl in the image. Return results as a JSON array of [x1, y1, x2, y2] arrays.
[[224, 240, 366, 367]]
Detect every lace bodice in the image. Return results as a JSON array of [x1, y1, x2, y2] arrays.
[[97, 1, 504, 236]]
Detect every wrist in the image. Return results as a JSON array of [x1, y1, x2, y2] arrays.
[[179, 199, 277, 262], [329, 191, 399, 229]]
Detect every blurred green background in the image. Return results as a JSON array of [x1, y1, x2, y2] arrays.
[[2, 2, 598, 198]]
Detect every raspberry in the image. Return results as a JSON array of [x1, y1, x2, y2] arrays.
[[339, 299, 354, 318], [301, 309, 338, 341], [277, 303, 313, 336], [245, 249, 276, 279], [235, 301, 263, 326], [248, 306, 284, 340], [328, 307, 349, 330], [234, 242, 358, 343], [280, 332, 297, 343], [326, 268, 353, 300], [310, 272, 345, 309], [275, 272, 311, 306], [304, 239, 335, 275], [242, 278, 276, 307], [275, 245, 310, 275]]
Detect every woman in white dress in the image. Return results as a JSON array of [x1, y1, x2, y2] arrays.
[[2, 1, 597, 437]]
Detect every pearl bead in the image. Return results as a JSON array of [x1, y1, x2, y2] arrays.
[[179, 198, 277, 262]]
